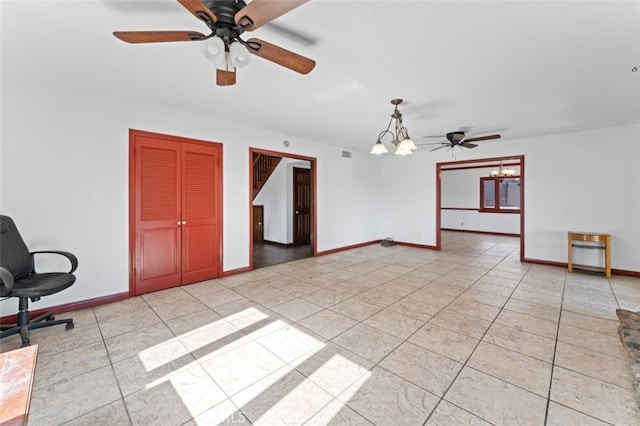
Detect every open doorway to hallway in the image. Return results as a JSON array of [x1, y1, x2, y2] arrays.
[[250, 148, 317, 269]]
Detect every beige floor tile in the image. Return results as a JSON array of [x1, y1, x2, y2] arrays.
[[164, 309, 222, 336], [329, 298, 382, 321], [408, 323, 479, 363], [494, 308, 559, 339], [471, 280, 516, 296], [444, 367, 547, 425], [355, 288, 403, 308], [113, 340, 197, 396], [387, 297, 441, 321], [484, 323, 556, 363], [226, 310, 289, 340], [125, 364, 226, 425], [197, 288, 245, 308], [305, 399, 374, 425], [445, 299, 501, 322], [363, 308, 424, 339], [302, 288, 352, 308], [503, 298, 561, 321], [149, 297, 209, 321], [407, 289, 457, 308], [295, 342, 373, 397], [201, 340, 286, 396], [545, 401, 610, 426], [560, 310, 619, 335], [63, 399, 131, 426], [231, 367, 333, 425], [333, 323, 402, 364], [183, 279, 229, 295], [467, 341, 552, 397], [457, 288, 509, 308], [554, 341, 634, 389], [270, 297, 324, 322], [141, 287, 196, 307], [561, 297, 618, 321], [34, 340, 110, 389], [426, 400, 492, 426], [380, 341, 463, 396], [29, 365, 122, 425], [16, 321, 103, 356], [550, 366, 640, 425], [339, 366, 439, 426], [511, 287, 563, 308], [188, 399, 248, 425], [256, 324, 325, 363], [298, 309, 358, 340], [250, 288, 299, 308], [558, 323, 627, 359], [93, 297, 149, 322], [104, 321, 177, 363], [428, 309, 492, 339], [98, 308, 162, 339]]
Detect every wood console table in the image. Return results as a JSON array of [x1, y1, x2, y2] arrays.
[[0, 345, 38, 425], [567, 231, 611, 278]]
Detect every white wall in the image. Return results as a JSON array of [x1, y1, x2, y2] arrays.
[[0, 77, 382, 313], [379, 123, 640, 271], [440, 166, 521, 234], [253, 159, 310, 244]]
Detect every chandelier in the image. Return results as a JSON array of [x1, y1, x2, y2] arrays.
[[370, 99, 417, 156], [489, 161, 516, 178]]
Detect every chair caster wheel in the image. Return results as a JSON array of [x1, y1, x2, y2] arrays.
[[46, 315, 55, 321], [66, 322, 74, 330]]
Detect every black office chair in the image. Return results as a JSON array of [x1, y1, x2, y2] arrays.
[[0, 215, 77, 347]]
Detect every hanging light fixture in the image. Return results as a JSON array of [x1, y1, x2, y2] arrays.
[[489, 161, 516, 178], [370, 99, 417, 156]]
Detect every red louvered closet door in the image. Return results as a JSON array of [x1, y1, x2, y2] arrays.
[[181, 142, 220, 285], [131, 130, 221, 296]]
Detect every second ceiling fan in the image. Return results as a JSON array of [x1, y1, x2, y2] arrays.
[[421, 131, 501, 151], [113, 0, 316, 86]]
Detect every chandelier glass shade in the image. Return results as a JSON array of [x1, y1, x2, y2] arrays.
[[370, 99, 416, 156]]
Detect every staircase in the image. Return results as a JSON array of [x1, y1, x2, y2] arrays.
[[253, 153, 282, 200]]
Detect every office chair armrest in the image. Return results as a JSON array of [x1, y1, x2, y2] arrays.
[[31, 251, 79, 274], [0, 266, 14, 296]]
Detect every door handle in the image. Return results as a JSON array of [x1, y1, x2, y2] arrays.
[[177, 221, 187, 225], [295, 211, 299, 214]]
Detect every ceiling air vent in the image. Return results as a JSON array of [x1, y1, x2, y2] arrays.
[[341, 150, 352, 159]]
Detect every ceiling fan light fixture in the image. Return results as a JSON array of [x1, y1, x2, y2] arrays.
[[229, 41, 251, 68], [370, 140, 389, 155], [201, 36, 225, 64]]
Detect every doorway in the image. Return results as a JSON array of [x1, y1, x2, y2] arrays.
[[436, 155, 525, 261], [249, 148, 317, 269]]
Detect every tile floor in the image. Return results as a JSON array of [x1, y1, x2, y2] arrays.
[[2, 232, 640, 425]]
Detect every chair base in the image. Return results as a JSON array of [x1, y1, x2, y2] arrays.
[[0, 299, 74, 347]]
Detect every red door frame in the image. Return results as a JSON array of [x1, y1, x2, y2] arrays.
[[436, 155, 525, 261], [128, 129, 224, 296], [249, 148, 317, 270]]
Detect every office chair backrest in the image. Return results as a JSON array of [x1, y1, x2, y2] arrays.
[[0, 215, 34, 281]]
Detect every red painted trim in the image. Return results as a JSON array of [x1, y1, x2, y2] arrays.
[[440, 155, 523, 167], [316, 240, 379, 256], [519, 157, 525, 262], [441, 161, 520, 172], [249, 148, 318, 270], [0, 292, 129, 325], [394, 241, 438, 250], [436, 164, 442, 250], [441, 228, 520, 237], [441, 207, 479, 211]]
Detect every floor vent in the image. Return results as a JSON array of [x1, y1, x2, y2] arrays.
[[341, 150, 352, 159]]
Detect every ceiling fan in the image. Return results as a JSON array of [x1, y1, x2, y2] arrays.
[[113, 0, 316, 86], [420, 131, 501, 152]]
